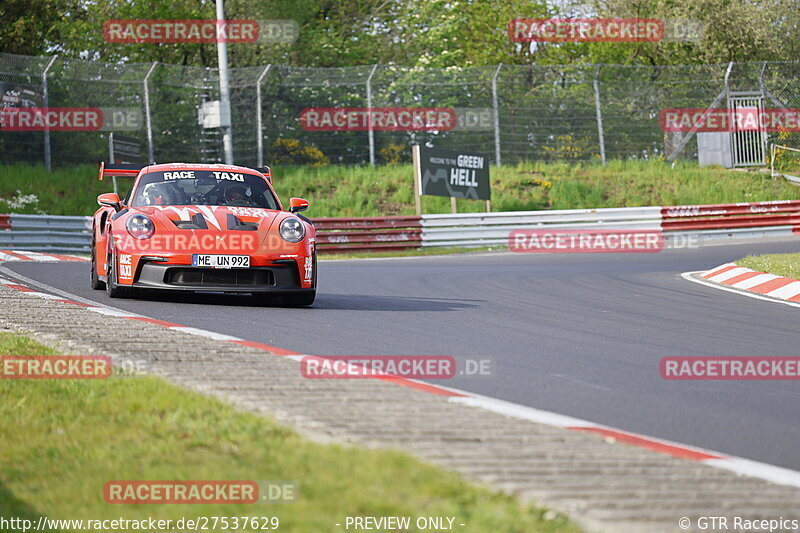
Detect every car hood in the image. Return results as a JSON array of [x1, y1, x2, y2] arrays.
[[130, 205, 285, 254]]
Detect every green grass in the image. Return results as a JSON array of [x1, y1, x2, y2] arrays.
[[0, 164, 133, 216], [1, 160, 798, 217], [0, 332, 581, 533], [737, 253, 800, 279]]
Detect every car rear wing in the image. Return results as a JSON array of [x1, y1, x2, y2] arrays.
[[260, 165, 272, 183], [98, 162, 272, 182], [98, 162, 145, 181]]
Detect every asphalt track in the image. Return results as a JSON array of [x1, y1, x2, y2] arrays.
[[7, 239, 800, 471]]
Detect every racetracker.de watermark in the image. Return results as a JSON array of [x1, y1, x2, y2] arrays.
[[508, 229, 698, 253], [508, 18, 702, 43], [300, 356, 494, 379], [1, 356, 112, 379], [0, 107, 141, 131], [661, 357, 800, 380], [104, 481, 296, 504], [660, 108, 800, 132], [509, 18, 662, 42], [103, 19, 299, 44], [113, 233, 260, 254], [299, 107, 456, 132]]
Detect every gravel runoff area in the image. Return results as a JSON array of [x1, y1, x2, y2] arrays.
[[1, 280, 799, 533]]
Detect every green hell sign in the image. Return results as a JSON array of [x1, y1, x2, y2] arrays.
[[416, 145, 491, 201]]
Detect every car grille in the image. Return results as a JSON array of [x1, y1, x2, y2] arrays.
[[165, 268, 274, 287]]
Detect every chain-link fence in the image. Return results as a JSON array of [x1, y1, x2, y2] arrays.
[[2, 52, 800, 168]]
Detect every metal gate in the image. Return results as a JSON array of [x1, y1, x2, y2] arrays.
[[728, 92, 767, 167]]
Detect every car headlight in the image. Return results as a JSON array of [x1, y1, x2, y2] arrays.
[[279, 217, 305, 243], [126, 214, 155, 240]]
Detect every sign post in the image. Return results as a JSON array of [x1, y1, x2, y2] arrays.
[[108, 134, 144, 196], [108, 132, 117, 195], [412, 144, 422, 215], [412, 145, 491, 214]]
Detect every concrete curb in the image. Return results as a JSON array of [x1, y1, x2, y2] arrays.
[[696, 262, 800, 305]]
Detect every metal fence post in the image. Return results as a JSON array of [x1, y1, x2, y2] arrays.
[[759, 61, 787, 108], [41, 55, 57, 171], [593, 64, 606, 166], [491, 63, 503, 166], [724, 60, 733, 94], [215, 0, 234, 164], [143, 62, 158, 164], [255, 64, 272, 168], [366, 65, 378, 166]]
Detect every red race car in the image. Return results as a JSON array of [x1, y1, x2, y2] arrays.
[[91, 163, 316, 306]]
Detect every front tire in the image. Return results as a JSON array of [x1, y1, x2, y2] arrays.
[[281, 251, 317, 306], [105, 253, 133, 299], [280, 290, 316, 307], [90, 239, 105, 290]]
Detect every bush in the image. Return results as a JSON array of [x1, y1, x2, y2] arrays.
[[268, 138, 330, 167], [378, 143, 408, 165]]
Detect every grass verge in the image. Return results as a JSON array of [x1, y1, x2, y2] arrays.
[[1, 160, 797, 217], [737, 253, 800, 280], [0, 332, 580, 533]]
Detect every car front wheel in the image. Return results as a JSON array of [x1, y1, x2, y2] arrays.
[[280, 290, 316, 307], [105, 252, 133, 299], [90, 239, 105, 290]]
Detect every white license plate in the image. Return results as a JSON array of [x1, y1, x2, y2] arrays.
[[192, 254, 250, 269]]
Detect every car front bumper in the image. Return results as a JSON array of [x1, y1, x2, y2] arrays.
[[128, 259, 310, 293]]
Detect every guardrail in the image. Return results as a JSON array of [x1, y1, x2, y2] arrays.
[[313, 216, 422, 253], [0, 214, 92, 253], [2, 200, 800, 255], [421, 207, 662, 248], [0, 213, 425, 255]]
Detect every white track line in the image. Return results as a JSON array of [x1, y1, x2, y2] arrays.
[[86, 307, 144, 318], [451, 394, 597, 428], [27, 292, 67, 300], [704, 457, 800, 487], [168, 326, 242, 341]]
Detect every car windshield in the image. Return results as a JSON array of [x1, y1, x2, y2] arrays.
[[131, 169, 279, 209]]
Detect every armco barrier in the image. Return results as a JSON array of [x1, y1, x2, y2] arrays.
[[2, 201, 800, 254], [421, 200, 800, 248], [0, 213, 424, 255], [0, 214, 93, 253], [421, 207, 663, 248], [313, 216, 422, 253]]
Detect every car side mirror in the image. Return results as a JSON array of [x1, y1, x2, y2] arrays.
[[97, 192, 122, 212], [289, 197, 309, 214]]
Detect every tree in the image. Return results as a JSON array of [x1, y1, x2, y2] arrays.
[[3, 0, 798, 67], [0, 0, 86, 55], [536, 0, 800, 65]]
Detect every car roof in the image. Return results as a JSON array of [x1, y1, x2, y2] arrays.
[[141, 163, 264, 175]]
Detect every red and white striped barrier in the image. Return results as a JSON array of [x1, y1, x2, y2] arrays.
[[701, 262, 800, 303], [0, 250, 88, 262]]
